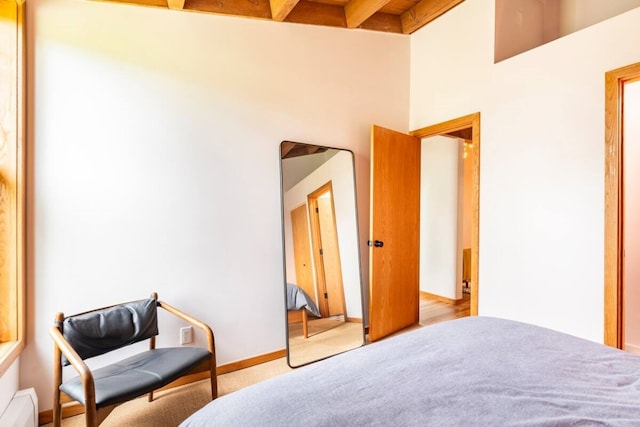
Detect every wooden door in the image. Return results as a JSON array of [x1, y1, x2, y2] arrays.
[[369, 125, 421, 341], [291, 204, 316, 302], [317, 194, 346, 316], [308, 183, 346, 317]]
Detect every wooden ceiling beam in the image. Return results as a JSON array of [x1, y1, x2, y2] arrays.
[[167, 0, 185, 9], [284, 1, 402, 33], [270, 0, 300, 21], [185, 0, 272, 19], [284, 1, 347, 29], [96, 0, 457, 33], [344, 0, 391, 29], [401, 0, 463, 34], [281, 142, 297, 158]]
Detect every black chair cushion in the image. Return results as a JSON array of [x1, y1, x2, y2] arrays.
[[62, 298, 159, 365], [60, 347, 210, 408]]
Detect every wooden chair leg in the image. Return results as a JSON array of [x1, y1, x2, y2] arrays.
[[52, 395, 61, 427], [148, 390, 154, 402], [302, 309, 308, 338], [52, 343, 63, 427], [210, 360, 218, 399], [85, 405, 99, 427]]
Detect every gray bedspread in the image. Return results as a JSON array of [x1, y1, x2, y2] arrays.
[[286, 283, 321, 318], [181, 316, 640, 426]]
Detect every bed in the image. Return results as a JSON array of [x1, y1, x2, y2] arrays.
[[181, 316, 640, 426], [286, 283, 321, 338]]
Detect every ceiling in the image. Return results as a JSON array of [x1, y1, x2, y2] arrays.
[[99, 0, 464, 34]]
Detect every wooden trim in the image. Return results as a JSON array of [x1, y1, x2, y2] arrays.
[[411, 112, 481, 316], [604, 62, 640, 348], [0, 0, 26, 377], [39, 348, 288, 425], [412, 113, 479, 136], [16, 0, 26, 354], [217, 349, 287, 375], [420, 291, 465, 305], [0, 341, 25, 376]]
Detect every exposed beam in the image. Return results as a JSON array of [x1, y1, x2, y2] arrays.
[[281, 142, 297, 158], [186, 0, 272, 19], [401, 0, 464, 34], [93, 0, 456, 34], [345, 0, 391, 29], [167, 0, 185, 9], [285, 1, 347, 29], [270, 0, 300, 21]]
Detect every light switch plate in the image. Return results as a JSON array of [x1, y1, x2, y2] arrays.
[[180, 326, 193, 345]]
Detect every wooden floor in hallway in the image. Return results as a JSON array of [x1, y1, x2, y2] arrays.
[[419, 293, 471, 326]]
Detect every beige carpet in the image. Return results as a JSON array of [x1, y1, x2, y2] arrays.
[[46, 323, 366, 426], [43, 358, 293, 427]]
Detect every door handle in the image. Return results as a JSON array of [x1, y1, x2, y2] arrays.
[[367, 240, 384, 248]]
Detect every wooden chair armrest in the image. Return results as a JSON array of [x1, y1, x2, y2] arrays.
[[157, 300, 216, 353], [49, 326, 96, 401]]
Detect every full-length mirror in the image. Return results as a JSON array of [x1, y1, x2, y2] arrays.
[[280, 141, 365, 367]]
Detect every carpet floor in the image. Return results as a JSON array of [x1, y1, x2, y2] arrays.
[[43, 358, 292, 427]]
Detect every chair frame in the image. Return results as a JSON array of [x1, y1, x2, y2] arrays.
[[49, 292, 217, 426]]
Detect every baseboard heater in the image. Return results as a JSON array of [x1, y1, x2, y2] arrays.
[[0, 388, 38, 427]]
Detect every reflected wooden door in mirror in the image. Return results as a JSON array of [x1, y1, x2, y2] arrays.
[[280, 141, 365, 367]]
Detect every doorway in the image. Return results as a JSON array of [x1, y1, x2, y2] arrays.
[[418, 134, 472, 325], [411, 113, 481, 316], [307, 182, 346, 318], [604, 61, 640, 348], [368, 113, 481, 341]]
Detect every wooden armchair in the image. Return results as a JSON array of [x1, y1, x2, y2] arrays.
[[49, 292, 217, 427]]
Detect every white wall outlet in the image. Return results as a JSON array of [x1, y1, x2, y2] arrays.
[[180, 326, 193, 345]]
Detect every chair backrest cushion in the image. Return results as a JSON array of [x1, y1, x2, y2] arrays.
[[62, 298, 158, 365]]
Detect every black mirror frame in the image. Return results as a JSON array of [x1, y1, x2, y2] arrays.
[[279, 141, 366, 368]]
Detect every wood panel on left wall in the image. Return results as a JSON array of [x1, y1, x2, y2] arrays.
[[0, 0, 26, 376]]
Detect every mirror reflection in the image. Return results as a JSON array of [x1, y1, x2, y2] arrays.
[[280, 141, 365, 367]]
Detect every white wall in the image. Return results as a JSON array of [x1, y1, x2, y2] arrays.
[[411, 0, 640, 342], [462, 147, 473, 249], [560, 0, 640, 36], [419, 136, 463, 300], [283, 150, 363, 318], [24, 0, 409, 411], [624, 81, 640, 353]]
